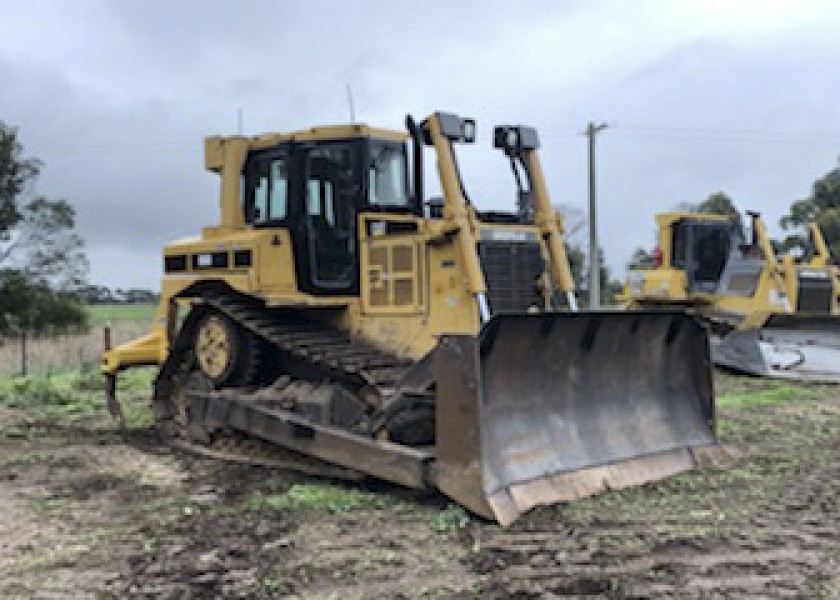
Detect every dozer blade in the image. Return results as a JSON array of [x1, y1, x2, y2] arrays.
[[713, 314, 840, 383], [433, 311, 717, 526]]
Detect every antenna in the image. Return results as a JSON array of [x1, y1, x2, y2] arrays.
[[346, 84, 356, 123], [237, 108, 243, 135]]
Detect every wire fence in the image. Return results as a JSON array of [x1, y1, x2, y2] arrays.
[[0, 321, 149, 377]]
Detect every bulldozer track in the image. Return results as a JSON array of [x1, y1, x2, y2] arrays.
[[171, 437, 366, 482], [154, 291, 421, 474], [203, 293, 414, 391]]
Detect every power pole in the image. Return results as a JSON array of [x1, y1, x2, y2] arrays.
[[585, 121, 608, 308]]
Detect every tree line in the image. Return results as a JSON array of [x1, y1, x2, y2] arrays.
[[1, 122, 164, 340], [77, 285, 159, 305], [1, 122, 88, 338]]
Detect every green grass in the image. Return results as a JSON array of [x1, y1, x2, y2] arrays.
[[0, 367, 155, 428], [0, 302, 157, 419], [2, 451, 44, 468], [717, 381, 815, 408], [429, 504, 470, 534], [249, 483, 389, 514], [86, 303, 157, 327]]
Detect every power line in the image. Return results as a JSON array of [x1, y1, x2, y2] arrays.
[[617, 124, 840, 138], [539, 123, 840, 145], [610, 131, 840, 145]]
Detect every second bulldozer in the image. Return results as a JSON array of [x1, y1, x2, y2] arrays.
[[623, 211, 840, 382], [103, 112, 717, 525]]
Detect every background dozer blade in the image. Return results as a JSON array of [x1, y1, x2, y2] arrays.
[[713, 314, 840, 383], [433, 311, 716, 526]]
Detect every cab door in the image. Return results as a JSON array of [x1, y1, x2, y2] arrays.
[[242, 147, 295, 290], [298, 141, 362, 294]]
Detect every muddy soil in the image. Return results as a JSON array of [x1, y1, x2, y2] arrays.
[[0, 375, 837, 599]]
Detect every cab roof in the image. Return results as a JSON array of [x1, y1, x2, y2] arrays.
[[208, 123, 408, 151], [656, 212, 734, 226]]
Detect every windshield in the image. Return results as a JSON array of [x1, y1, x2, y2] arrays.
[[368, 142, 409, 208]]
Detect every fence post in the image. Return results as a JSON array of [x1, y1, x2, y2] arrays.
[[20, 330, 27, 377], [103, 325, 124, 427]]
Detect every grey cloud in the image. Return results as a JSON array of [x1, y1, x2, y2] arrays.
[[548, 35, 840, 273], [1, 1, 839, 288]]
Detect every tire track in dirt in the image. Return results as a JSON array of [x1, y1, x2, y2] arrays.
[[466, 400, 840, 599], [2, 380, 837, 599]]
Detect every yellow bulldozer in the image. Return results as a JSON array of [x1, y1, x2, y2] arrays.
[[623, 210, 840, 382], [102, 112, 717, 525], [799, 220, 840, 307]]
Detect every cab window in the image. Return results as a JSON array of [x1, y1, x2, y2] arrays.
[[672, 221, 687, 268], [307, 179, 335, 225], [269, 159, 288, 220], [245, 153, 288, 225], [254, 172, 268, 222], [368, 142, 409, 208]]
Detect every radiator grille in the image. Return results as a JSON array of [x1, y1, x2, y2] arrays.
[[797, 272, 833, 313], [479, 241, 544, 313]]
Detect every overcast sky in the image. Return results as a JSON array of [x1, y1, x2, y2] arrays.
[[2, 0, 840, 289]]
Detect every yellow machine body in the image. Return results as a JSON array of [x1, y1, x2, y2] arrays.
[[623, 211, 840, 382], [103, 113, 717, 525], [103, 122, 577, 371]]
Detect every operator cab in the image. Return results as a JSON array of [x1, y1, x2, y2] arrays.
[[241, 135, 413, 295], [672, 216, 764, 297]]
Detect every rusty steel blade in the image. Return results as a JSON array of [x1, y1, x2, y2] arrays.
[[434, 311, 717, 525]]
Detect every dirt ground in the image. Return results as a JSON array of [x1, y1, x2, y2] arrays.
[[0, 373, 837, 599]]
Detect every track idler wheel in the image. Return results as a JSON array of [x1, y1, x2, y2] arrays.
[[385, 406, 435, 446], [155, 371, 212, 438], [195, 311, 261, 387]]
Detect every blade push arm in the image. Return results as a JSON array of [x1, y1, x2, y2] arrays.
[[809, 221, 831, 267], [494, 126, 577, 309], [747, 211, 795, 310], [423, 112, 491, 321], [746, 211, 778, 272]]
